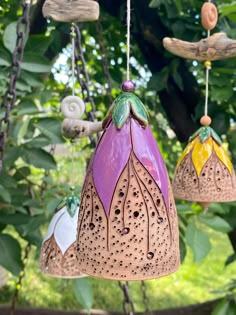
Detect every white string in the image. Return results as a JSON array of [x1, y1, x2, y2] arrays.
[[71, 140, 75, 191], [204, 30, 211, 116], [71, 25, 76, 96], [204, 66, 210, 116], [70, 25, 76, 192], [126, 0, 131, 81]]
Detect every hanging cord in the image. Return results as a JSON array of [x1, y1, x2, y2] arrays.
[[204, 0, 212, 116], [71, 24, 76, 97], [126, 0, 131, 81], [96, 21, 113, 105], [70, 139, 76, 193]]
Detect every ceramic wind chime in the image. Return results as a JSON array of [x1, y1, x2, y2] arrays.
[[163, 1, 236, 206], [75, 85, 180, 280], [40, 0, 100, 278], [59, 0, 180, 281]]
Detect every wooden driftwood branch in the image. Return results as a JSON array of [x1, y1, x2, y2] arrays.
[[163, 32, 236, 61], [42, 0, 99, 22], [62, 119, 103, 139]]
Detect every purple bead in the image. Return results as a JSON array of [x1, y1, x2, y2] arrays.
[[122, 80, 135, 92]]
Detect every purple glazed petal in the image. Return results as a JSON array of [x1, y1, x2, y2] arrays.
[[131, 119, 169, 210], [92, 120, 132, 216]]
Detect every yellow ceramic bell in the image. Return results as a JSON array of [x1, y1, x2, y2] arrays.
[[173, 116, 236, 204]]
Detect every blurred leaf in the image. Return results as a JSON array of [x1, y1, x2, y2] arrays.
[[0, 213, 31, 225], [212, 299, 230, 315], [225, 253, 236, 267], [0, 233, 22, 276], [0, 185, 11, 203], [186, 222, 211, 262], [22, 147, 57, 170], [199, 214, 232, 234], [25, 35, 52, 55], [34, 118, 64, 144], [73, 278, 93, 312], [179, 236, 187, 263], [208, 203, 230, 215], [22, 53, 52, 73], [3, 22, 17, 53], [148, 67, 169, 92]]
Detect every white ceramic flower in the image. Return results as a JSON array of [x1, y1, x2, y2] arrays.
[[43, 205, 79, 255]]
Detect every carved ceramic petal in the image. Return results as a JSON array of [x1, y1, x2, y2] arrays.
[[176, 137, 198, 169], [191, 138, 213, 176], [92, 120, 132, 216], [43, 205, 79, 255], [131, 119, 169, 209], [213, 141, 233, 174]]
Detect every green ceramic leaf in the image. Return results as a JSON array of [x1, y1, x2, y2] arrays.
[[55, 199, 66, 211], [66, 195, 80, 217], [112, 93, 131, 128], [189, 128, 201, 142], [210, 128, 223, 145], [199, 126, 211, 143], [130, 94, 149, 126]]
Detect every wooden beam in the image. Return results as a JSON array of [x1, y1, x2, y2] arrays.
[[163, 32, 236, 61], [42, 0, 99, 22], [0, 300, 219, 315]]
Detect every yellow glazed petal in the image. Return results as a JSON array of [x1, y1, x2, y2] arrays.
[[213, 141, 233, 174], [176, 137, 198, 169], [192, 138, 213, 176]]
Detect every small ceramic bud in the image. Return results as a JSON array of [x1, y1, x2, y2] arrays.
[[201, 2, 218, 31]]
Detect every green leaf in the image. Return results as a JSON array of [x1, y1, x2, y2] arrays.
[[199, 127, 211, 143], [17, 118, 31, 145], [208, 203, 230, 215], [73, 278, 93, 312], [25, 35, 52, 55], [212, 300, 230, 315], [0, 213, 31, 225], [22, 147, 57, 170], [15, 216, 44, 246], [0, 56, 10, 66], [211, 128, 223, 145], [130, 94, 149, 126], [112, 94, 130, 128], [199, 214, 232, 233], [179, 236, 187, 263], [66, 196, 80, 217], [14, 167, 31, 181], [186, 223, 211, 262], [0, 43, 11, 66], [0, 185, 11, 203], [20, 71, 44, 88], [0, 233, 22, 276], [225, 253, 236, 267], [22, 53, 52, 73], [219, 3, 236, 17], [34, 118, 64, 144], [149, 0, 162, 8], [148, 67, 169, 92], [3, 22, 17, 53]]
